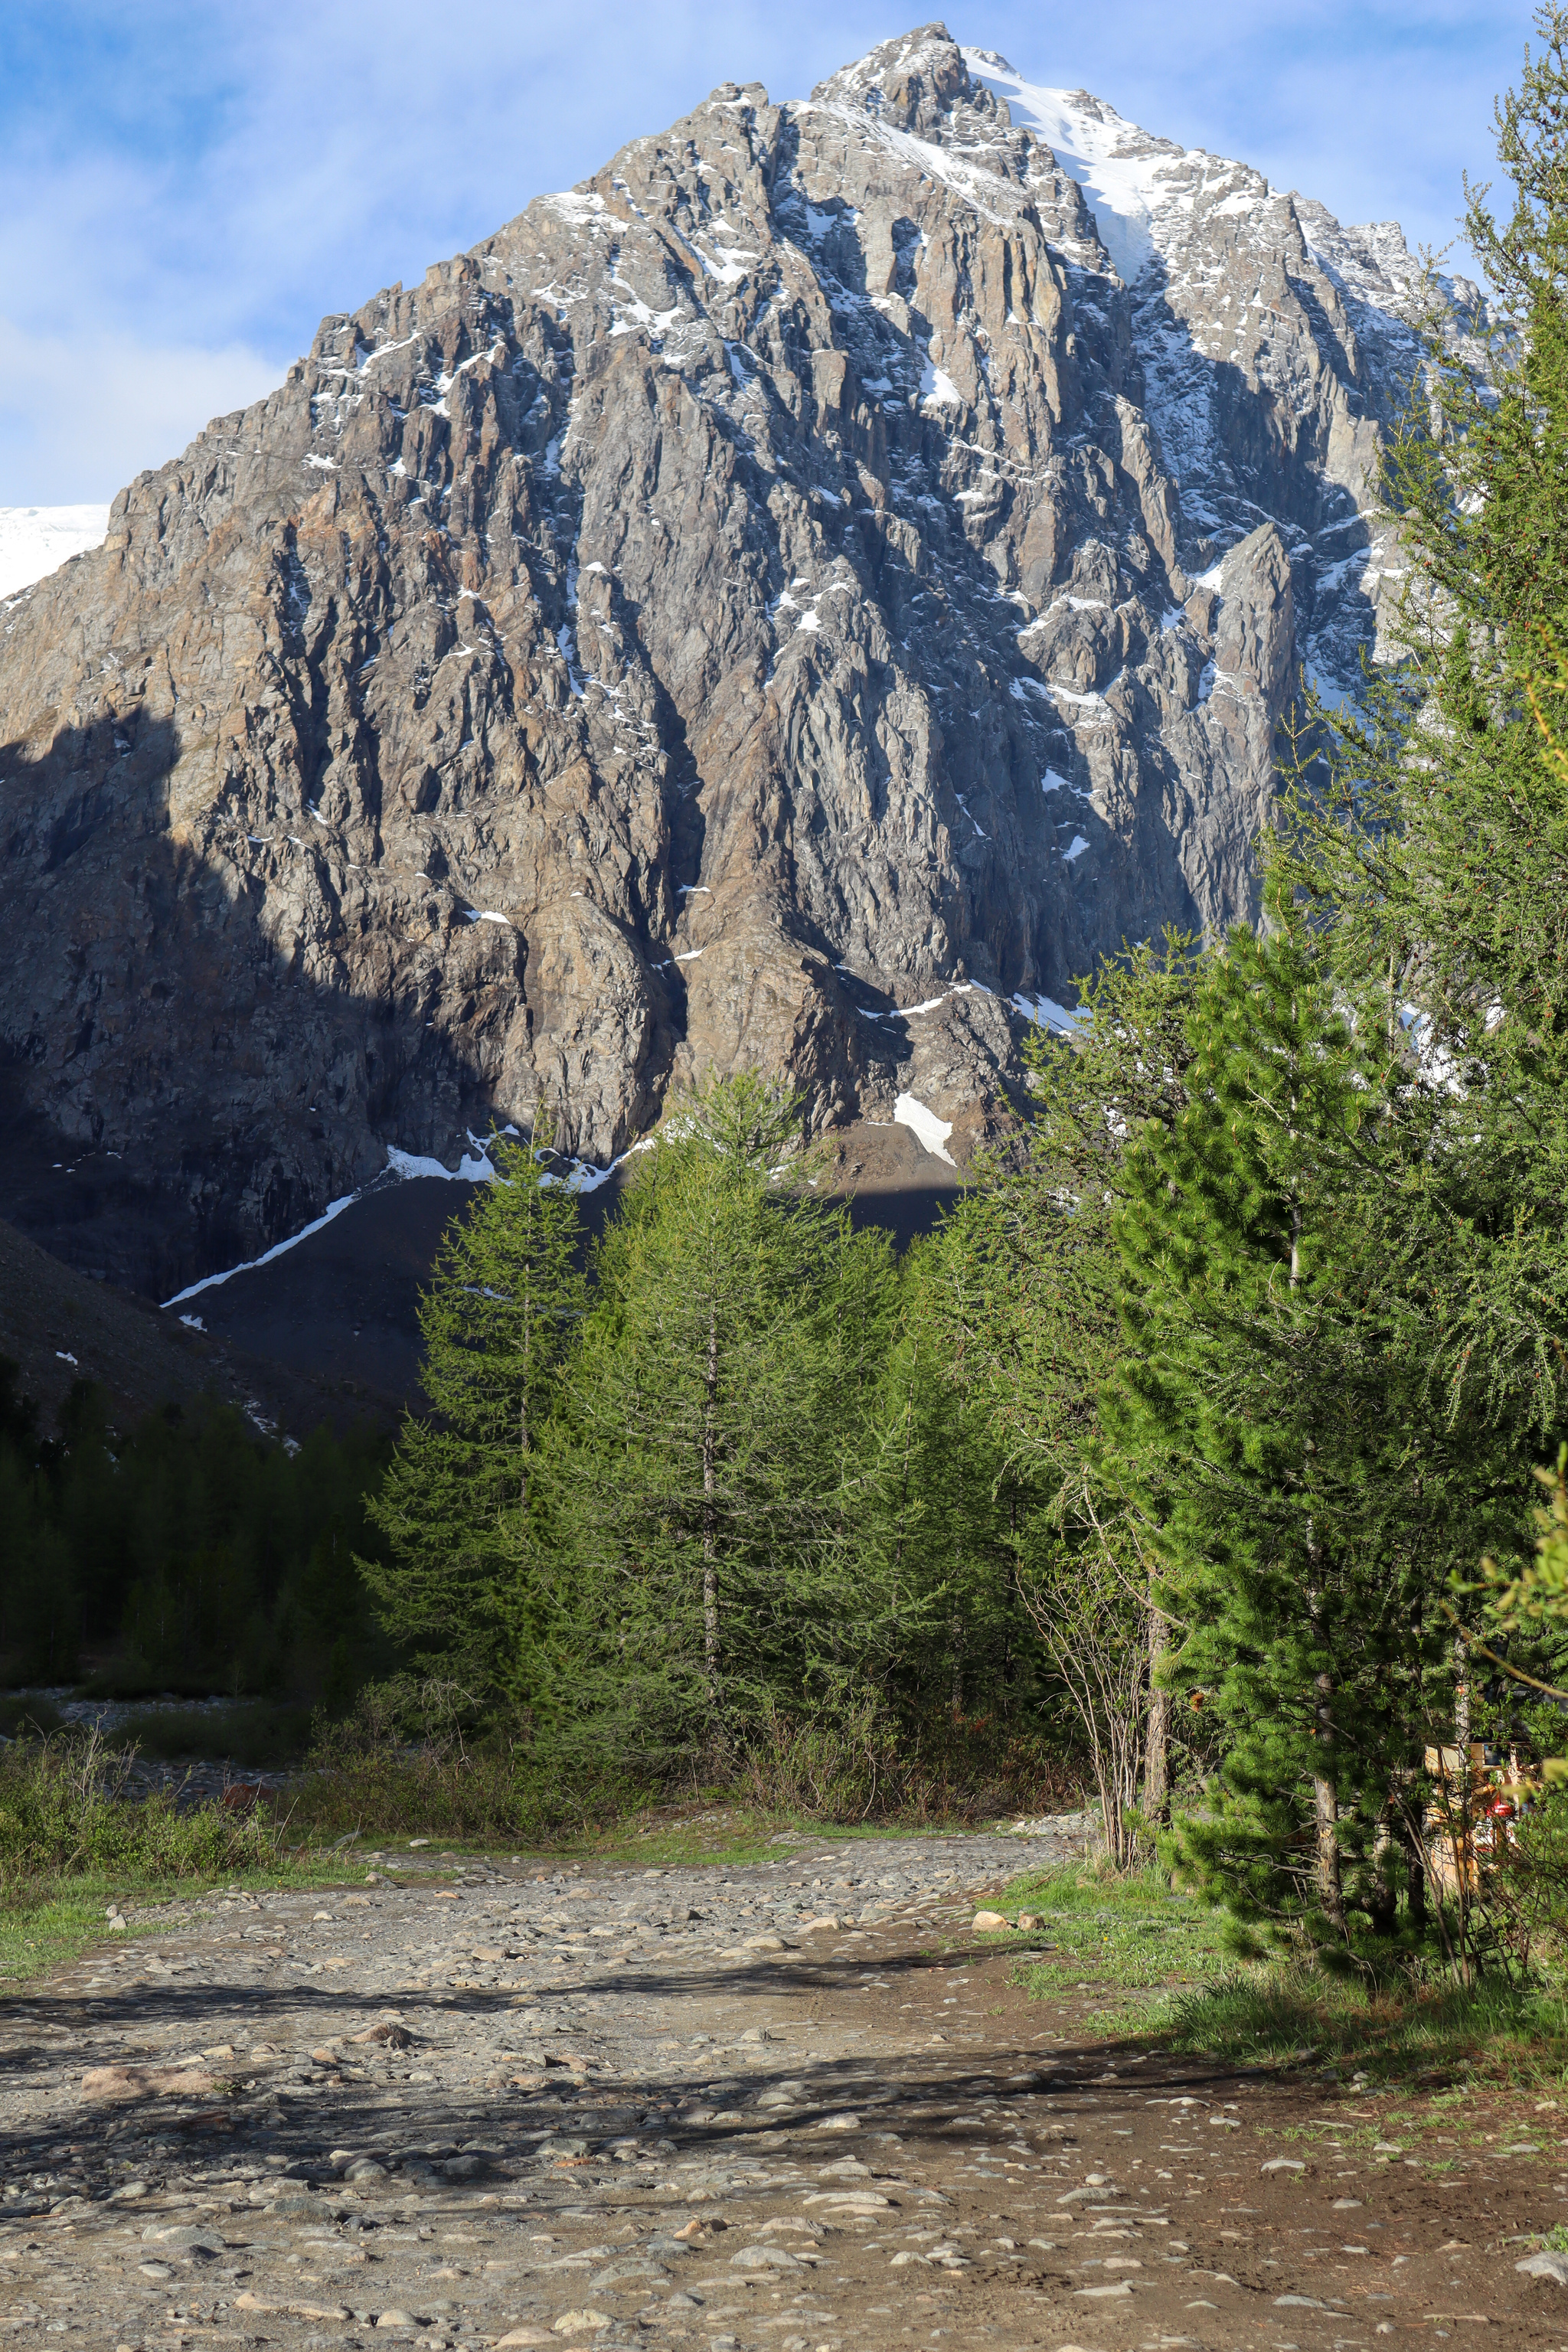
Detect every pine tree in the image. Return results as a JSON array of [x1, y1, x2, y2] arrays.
[[540, 1073, 857, 1764], [838, 1236, 1040, 1740], [1276, 4, 1568, 1458], [931, 938, 1203, 1841], [1102, 923, 1494, 1945], [361, 1122, 584, 1697]]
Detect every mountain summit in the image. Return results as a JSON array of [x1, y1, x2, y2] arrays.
[[0, 25, 1445, 1293]]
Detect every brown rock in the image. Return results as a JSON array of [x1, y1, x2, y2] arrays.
[[80, 2064, 217, 2101], [234, 2292, 353, 2321]]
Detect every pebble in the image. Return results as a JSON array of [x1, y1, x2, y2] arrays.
[[0, 1808, 1535, 2348]]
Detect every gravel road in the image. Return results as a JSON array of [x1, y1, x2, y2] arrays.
[[1, 1824, 1562, 2348]]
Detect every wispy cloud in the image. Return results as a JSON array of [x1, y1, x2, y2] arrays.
[[0, 0, 1534, 501]]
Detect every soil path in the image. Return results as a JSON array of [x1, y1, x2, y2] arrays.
[[1, 1831, 1563, 2348]]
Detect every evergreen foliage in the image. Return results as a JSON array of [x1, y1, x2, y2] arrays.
[[1102, 924, 1483, 1942], [920, 11, 1568, 1953], [0, 1371, 388, 1695], [16, 22, 1568, 1938], [351, 1075, 1052, 1784], [361, 1125, 583, 1697]]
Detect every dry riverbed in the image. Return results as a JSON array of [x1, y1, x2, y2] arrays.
[[2, 1828, 1566, 2348]]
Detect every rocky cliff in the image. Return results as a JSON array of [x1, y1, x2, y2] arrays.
[[0, 25, 1451, 1294]]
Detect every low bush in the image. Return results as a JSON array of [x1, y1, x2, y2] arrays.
[[0, 1694, 65, 1740], [286, 1680, 1085, 1845], [288, 1740, 532, 1845], [283, 1678, 612, 1845], [733, 1700, 1080, 1824], [0, 1733, 284, 1883]]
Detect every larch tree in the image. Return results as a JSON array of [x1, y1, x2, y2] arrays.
[[360, 1122, 585, 1698]]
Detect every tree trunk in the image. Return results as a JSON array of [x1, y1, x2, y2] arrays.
[[1369, 1808, 1398, 1934], [1308, 1558, 1343, 1926], [703, 1296, 719, 1710], [1144, 1570, 1170, 1823], [1292, 1202, 1342, 1926], [1407, 1832, 1427, 1934]]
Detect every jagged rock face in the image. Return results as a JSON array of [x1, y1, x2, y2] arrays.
[[0, 24, 1441, 1292]]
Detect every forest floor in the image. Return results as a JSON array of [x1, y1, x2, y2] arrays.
[[1, 1825, 1566, 2350]]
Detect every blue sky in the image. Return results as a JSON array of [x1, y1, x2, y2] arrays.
[[0, 0, 1533, 504]]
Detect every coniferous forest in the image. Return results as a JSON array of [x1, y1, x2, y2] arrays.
[[9, 16, 1568, 1991]]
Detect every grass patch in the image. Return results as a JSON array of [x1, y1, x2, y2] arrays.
[[340, 1802, 1001, 1873], [992, 1860, 1236, 1992], [577, 1796, 1001, 1870], [0, 1732, 350, 1997], [0, 1854, 371, 1995], [1153, 1963, 1568, 2092], [997, 1860, 1568, 2098]]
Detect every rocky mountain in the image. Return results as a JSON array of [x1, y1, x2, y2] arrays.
[[0, 24, 1454, 1297]]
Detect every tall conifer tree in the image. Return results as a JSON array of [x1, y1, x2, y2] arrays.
[[361, 1124, 584, 1696]]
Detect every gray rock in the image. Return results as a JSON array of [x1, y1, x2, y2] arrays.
[[1519, 2250, 1568, 2285], [0, 32, 1465, 1287]]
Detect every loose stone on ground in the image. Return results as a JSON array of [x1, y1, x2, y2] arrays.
[[0, 1822, 1558, 2348]]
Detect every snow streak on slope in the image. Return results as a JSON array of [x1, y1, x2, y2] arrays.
[[964, 56, 1183, 283], [0, 506, 110, 600]]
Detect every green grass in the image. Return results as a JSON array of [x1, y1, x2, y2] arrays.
[[1154, 1964, 1568, 2089], [0, 1854, 371, 1995], [993, 1860, 1568, 2102], [0, 1732, 373, 1998], [1239, 2079, 1568, 2174], [988, 1860, 1236, 1992], [577, 1802, 964, 1870]]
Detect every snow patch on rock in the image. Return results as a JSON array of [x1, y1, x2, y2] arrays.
[[893, 1093, 956, 1165]]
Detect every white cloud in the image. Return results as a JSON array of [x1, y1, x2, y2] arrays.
[[0, 315, 279, 505], [0, 0, 1536, 501]]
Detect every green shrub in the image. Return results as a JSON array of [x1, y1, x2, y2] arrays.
[[0, 1694, 65, 1740], [0, 1734, 283, 1883], [734, 1698, 1080, 1824], [286, 1675, 668, 1844]]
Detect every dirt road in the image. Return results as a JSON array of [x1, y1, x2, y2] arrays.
[[1, 1830, 1563, 2347]]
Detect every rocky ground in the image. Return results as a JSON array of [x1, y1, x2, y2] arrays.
[[2, 1826, 1565, 2348]]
